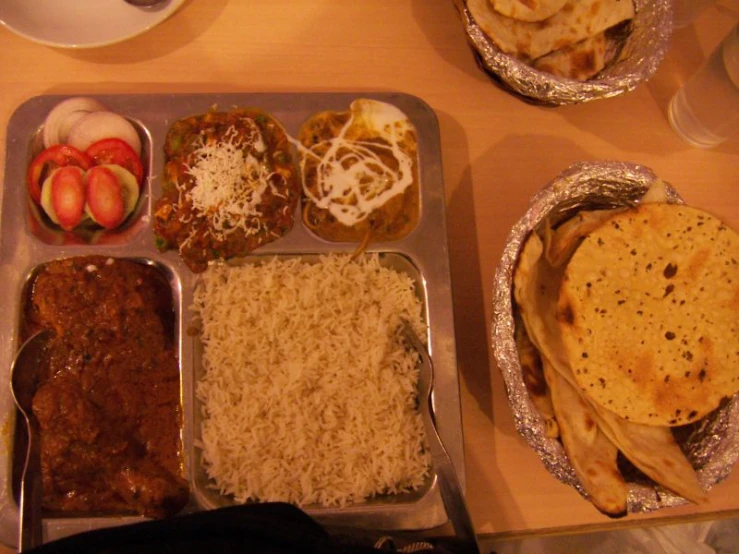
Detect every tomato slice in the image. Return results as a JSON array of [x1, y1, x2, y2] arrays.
[[85, 138, 144, 188], [27, 144, 93, 205], [85, 166, 125, 230], [50, 166, 86, 231]]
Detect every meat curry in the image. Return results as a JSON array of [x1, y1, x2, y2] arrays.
[[19, 256, 188, 518]]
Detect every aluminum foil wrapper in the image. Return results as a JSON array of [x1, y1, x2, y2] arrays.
[[491, 160, 739, 514], [454, 0, 673, 105]]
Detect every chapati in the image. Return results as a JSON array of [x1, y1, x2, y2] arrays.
[[490, 0, 568, 22], [515, 231, 628, 515], [558, 203, 739, 426], [515, 318, 559, 438], [513, 194, 716, 509], [542, 360, 628, 516], [532, 32, 608, 81], [467, 0, 635, 60]]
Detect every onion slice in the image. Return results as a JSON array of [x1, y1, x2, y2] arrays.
[[42, 97, 108, 148], [67, 111, 142, 157]]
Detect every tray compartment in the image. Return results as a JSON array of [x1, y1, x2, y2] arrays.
[[11, 256, 188, 519], [189, 251, 434, 514], [24, 116, 152, 247]]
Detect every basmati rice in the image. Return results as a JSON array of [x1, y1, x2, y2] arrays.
[[192, 253, 431, 507]]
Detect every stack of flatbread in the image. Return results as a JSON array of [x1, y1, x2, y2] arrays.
[[467, 0, 635, 80], [513, 184, 739, 516]]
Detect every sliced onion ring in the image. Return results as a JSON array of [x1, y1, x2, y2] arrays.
[[67, 111, 142, 157], [42, 97, 108, 148]]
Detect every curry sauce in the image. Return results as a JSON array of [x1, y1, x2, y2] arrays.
[[19, 256, 188, 518], [297, 99, 420, 248]]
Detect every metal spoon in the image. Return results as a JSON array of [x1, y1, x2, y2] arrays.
[[9, 330, 53, 552], [400, 320, 480, 553]]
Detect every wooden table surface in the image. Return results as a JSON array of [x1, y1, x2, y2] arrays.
[[1, 0, 738, 551]]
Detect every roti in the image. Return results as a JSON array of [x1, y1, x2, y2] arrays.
[[588, 399, 706, 504], [490, 0, 569, 22], [558, 203, 739, 427], [532, 32, 607, 81], [467, 0, 634, 60], [515, 231, 629, 516], [542, 360, 628, 516], [514, 196, 712, 508], [515, 318, 559, 438]]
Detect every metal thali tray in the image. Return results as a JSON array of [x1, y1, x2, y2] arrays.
[[0, 92, 463, 547]]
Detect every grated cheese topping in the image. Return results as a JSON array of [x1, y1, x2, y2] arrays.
[[179, 122, 278, 246]]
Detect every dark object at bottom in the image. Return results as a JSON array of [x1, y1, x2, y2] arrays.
[[24, 503, 476, 554]]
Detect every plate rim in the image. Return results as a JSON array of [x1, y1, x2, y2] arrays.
[[0, 0, 186, 49]]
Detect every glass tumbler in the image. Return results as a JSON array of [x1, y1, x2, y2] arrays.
[[668, 24, 739, 148]]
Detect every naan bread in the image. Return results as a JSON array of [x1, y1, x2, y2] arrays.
[[515, 232, 628, 516], [514, 231, 572, 373], [513, 196, 711, 510], [558, 203, 739, 426], [542, 360, 628, 516], [467, 0, 635, 60], [490, 0, 568, 22], [515, 318, 559, 438], [589, 401, 707, 504], [532, 33, 607, 81]]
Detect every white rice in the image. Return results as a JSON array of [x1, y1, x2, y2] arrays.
[[192, 253, 431, 507]]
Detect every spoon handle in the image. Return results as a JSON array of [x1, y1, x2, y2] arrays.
[[19, 424, 43, 551], [400, 321, 480, 553], [10, 329, 53, 551]]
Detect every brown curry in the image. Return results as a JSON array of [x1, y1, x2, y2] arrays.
[[20, 256, 188, 518], [297, 99, 420, 249]]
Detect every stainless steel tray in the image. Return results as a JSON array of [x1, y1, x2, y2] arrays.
[[0, 92, 463, 548]]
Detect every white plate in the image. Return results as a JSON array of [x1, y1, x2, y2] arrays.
[[0, 0, 185, 49]]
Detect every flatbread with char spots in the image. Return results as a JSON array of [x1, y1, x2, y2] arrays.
[[532, 32, 607, 81], [466, 0, 635, 80], [558, 203, 739, 427], [512, 190, 721, 512], [490, 0, 569, 22]]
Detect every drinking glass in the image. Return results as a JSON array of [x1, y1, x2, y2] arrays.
[[668, 24, 739, 148]]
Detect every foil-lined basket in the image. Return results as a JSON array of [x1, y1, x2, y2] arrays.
[[491, 160, 739, 513], [454, 0, 673, 105]]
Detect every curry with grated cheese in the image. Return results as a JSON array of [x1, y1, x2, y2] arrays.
[[153, 109, 300, 272]]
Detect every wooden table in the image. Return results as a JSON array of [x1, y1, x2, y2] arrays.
[[1, 1, 737, 551]]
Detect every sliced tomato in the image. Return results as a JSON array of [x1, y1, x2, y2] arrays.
[[27, 144, 93, 205], [50, 166, 86, 231], [85, 138, 144, 188], [85, 166, 125, 230]]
